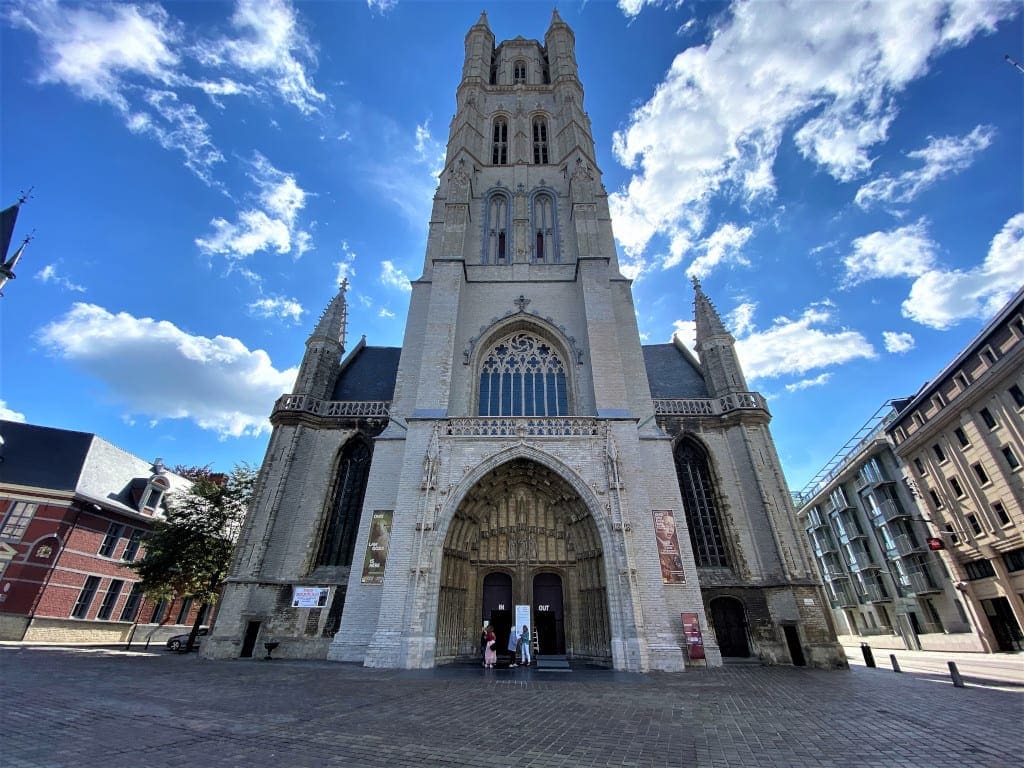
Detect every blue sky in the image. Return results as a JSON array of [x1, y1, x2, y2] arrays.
[[1, 0, 1021, 494]]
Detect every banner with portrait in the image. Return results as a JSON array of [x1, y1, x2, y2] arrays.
[[652, 509, 685, 584], [360, 510, 393, 584]]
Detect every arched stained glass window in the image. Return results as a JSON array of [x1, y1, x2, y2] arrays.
[[478, 332, 568, 416], [533, 193, 555, 262], [673, 440, 729, 567], [317, 437, 372, 567], [492, 117, 509, 165], [513, 60, 527, 84], [485, 193, 510, 264], [532, 117, 548, 164]]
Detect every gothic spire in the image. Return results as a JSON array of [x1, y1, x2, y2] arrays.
[[475, 10, 490, 28], [309, 278, 349, 351], [294, 280, 348, 398], [692, 276, 729, 341], [692, 277, 748, 396]]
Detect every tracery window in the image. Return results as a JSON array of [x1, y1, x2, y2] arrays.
[[492, 117, 508, 165], [513, 60, 527, 84], [673, 440, 729, 567], [532, 193, 556, 262], [478, 332, 568, 416], [532, 117, 549, 164], [317, 437, 372, 567], [484, 193, 510, 264]]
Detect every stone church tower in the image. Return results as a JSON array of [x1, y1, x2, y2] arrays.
[[204, 12, 844, 671]]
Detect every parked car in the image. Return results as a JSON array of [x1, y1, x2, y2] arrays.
[[165, 627, 209, 651]]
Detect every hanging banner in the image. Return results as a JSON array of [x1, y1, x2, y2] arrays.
[[681, 612, 705, 660], [291, 586, 330, 608], [360, 510, 393, 584], [652, 509, 685, 584]]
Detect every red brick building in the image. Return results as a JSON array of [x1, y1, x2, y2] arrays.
[[0, 420, 209, 645]]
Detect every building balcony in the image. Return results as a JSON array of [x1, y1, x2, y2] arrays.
[[274, 395, 391, 419], [830, 588, 858, 608], [653, 392, 767, 417], [805, 510, 828, 531], [837, 529, 867, 545], [847, 552, 881, 572], [891, 533, 925, 558], [871, 498, 910, 525], [821, 563, 848, 581], [860, 584, 892, 603], [904, 569, 942, 595], [446, 417, 601, 437], [813, 540, 839, 557]]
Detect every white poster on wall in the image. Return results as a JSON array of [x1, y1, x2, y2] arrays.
[[292, 586, 330, 608], [515, 604, 531, 636]]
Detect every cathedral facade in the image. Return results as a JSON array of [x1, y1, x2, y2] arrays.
[[203, 12, 844, 671]]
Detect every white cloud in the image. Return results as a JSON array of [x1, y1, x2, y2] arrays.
[[727, 301, 757, 337], [248, 296, 304, 323], [367, 0, 399, 14], [335, 241, 357, 285], [686, 224, 753, 279], [883, 331, 915, 353], [902, 212, 1024, 328], [35, 264, 85, 293], [608, 0, 1017, 272], [0, 400, 27, 422], [670, 319, 697, 353], [201, 0, 325, 115], [785, 373, 832, 392], [734, 305, 876, 380], [855, 125, 996, 209], [380, 260, 412, 291], [37, 303, 295, 438], [378, 307, 396, 319], [842, 220, 937, 285], [196, 152, 312, 260], [365, 119, 444, 225]]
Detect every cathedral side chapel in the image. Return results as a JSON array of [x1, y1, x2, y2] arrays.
[[204, 11, 845, 671]]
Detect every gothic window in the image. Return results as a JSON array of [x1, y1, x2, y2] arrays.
[[673, 440, 729, 567], [317, 437, 373, 567], [513, 60, 527, 84], [532, 192, 556, 262], [492, 117, 508, 165], [484, 192, 511, 264], [478, 332, 568, 416], [532, 116, 549, 164]]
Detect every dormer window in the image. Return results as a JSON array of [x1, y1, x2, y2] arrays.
[[492, 118, 508, 165], [140, 475, 170, 514], [513, 60, 527, 84]]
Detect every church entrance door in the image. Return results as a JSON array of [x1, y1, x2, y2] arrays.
[[435, 458, 611, 665], [710, 597, 750, 657], [533, 572, 565, 654]]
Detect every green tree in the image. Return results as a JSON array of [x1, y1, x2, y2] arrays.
[[128, 463, 256, 652]]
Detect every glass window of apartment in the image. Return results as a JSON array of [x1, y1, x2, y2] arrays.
[[929, 489, 944, 509], [965, 513, 983, 536], [943, 523, 959, 545], [982, 347, 998, 365], [954, 372, 970, 391], [98, 522, 124, 557], [1001, 445, 1020, 470], [954, 427, 970, 447], [979, 407, 997, 429], [71, 576, 101, 619], [932, 443, 947, 462], [972, 463, 990, 485], [877, 604, 892, 630], [1003, 547, 1024, 572], [913, 457, 927, 475], [923, 598, 944, 632], [97, 579, 124, 620], [992, 501, 1011, 526], [175, 597, 193, 625], [119, 583, 145, 622], [122, 528, 143, 561], [196, 603, 212, 626], [150, 599, 167, 624], [963, 558, 996, 580], [0, 501, 37, 540], [948, 476, 965, 498], [1009, 384, 1024, 409]]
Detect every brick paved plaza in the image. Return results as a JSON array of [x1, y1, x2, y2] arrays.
[[3, 646, 1022, 768]]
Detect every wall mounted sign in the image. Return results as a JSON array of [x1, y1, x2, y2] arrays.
[[361, 510, 393, 584], [653, 509, 685, 584], [291, 586, 330, 608]]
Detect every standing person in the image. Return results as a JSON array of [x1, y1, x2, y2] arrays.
[[507, 625, 520, 667], [519, 624, 531, 666], [479, 622, 489, 666], [484, 626, 497, 668]]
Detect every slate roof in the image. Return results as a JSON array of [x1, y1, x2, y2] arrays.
[[331, 346, 402, 402], [641, 344, 709, 399], [0, 420, 93, 491]]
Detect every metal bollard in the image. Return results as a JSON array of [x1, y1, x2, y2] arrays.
[[948, 661, 965, 688], [889, 654, 901, 673], [860, 642, 876, 668]]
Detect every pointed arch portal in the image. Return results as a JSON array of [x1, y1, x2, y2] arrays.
[[435, 458, 611, 664]]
